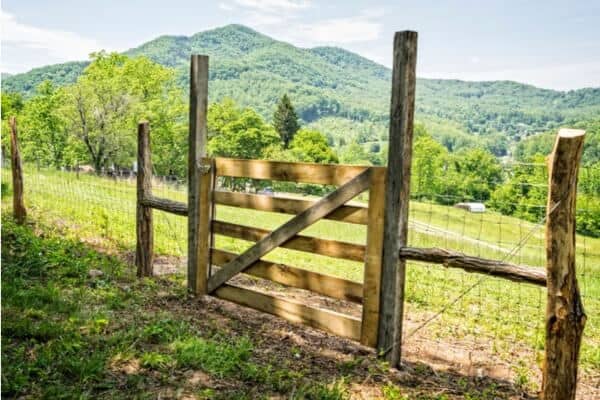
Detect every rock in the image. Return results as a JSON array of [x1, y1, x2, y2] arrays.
[[88, 269, 104, 278]]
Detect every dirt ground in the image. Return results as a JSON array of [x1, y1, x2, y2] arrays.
[[148, 255, 599, 399]]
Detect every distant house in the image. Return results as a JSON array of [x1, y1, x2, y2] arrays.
[[454, 202, 486, 213]]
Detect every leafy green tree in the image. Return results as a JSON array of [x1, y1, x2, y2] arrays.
[[63, 52, 183, 173], [339, 142, 371, 165], [208, 99, 280, 159], [273, 94, 300, 148], [1, 92, 24, 119], [289, 129, 338, 164], [20, 81, 69, 168], [1, 92, 24, 159], [454, 147, 502, 201], [411, 134, 448, 200]]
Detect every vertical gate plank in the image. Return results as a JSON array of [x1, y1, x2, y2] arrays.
[[360, 167, 386, 347], [188, 54, 209, 295], [136, 121, 153, 277], [377, 31, 418, 367], [542, 129, 586, 400], [9, 117, 27, 224], [196, 158, 215, 293]]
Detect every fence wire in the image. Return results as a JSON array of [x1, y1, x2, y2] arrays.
[[1, 162, 598, 388]]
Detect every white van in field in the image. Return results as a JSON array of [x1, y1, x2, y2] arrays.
[[454, 202, 486, 213]]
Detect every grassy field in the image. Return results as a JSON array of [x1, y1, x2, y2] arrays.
[[3, 217, 554, 399], [2, 167, 599, 382]]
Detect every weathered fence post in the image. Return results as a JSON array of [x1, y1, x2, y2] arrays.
[[9, 116, 27, 224], [136, 121, 154, 277], [542, 128, 586, 400], [188, 54, 210, 295], [377, 31, 418, 367]]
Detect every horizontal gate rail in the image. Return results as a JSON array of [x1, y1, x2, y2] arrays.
[[213, 220, 365, 262], [210, 156, 384, 186], [213, 284, 362, 341], [211, 249, 363, 303], [214, 190, 368, 225]]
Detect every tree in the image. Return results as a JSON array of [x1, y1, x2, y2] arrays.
[[63, 52, 183, 173], [1, 92, 24, 159], [20, 81, 69, 168], [273, 94, 300, 148], [339, 142, 371, 165], [454, 147, 502, 201], [208, 99, 280, 159], [411, 134, 448, 200], [289, 129, 338, 164]]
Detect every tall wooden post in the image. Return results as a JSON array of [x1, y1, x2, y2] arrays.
[[188, 54, 210, 295], [542, 128, 586, 400], [9, 116, 27, 224], [377, 31, 418, 367], [136, 121, 154, 277]]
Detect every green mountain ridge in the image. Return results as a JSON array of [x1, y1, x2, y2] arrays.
[[3, 24, 600, 151]]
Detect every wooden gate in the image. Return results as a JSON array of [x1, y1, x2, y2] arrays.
[[136, 127, 387, 346], [202, 157, 385, 347]]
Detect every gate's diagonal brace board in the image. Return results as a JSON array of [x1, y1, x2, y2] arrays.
[[207, 169, 372, 293]]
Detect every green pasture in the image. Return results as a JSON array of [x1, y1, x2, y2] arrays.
[[2, 167, 598, 374]]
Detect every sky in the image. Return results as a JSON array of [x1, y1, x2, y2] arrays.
[[1, 0, 599, 90]]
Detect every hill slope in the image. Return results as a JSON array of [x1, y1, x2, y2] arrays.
[[3, 24, 600, 149]]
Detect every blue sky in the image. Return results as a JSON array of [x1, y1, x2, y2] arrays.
[[2, 0, 599, 90]]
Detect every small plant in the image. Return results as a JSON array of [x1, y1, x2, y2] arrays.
[[140, 352, 174, 370], [382, 383, 407, 400]]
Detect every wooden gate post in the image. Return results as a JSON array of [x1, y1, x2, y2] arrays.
[[542, 129, 586, 400], [188, 54, 210, 295], [377, 31, 418, 367], [9, 116, 27, 224], [136, 121, 154, 277]]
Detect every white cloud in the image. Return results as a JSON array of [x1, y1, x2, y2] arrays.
[[233, 0, 310, 13], [296, 11, 383, 44], [218, 3, 235, 11], [1, 11, 110, 73]]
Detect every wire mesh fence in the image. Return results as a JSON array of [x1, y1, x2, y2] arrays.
[[1, 161, 598, 386]]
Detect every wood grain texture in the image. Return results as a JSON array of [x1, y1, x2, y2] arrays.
[[196, 158, 215, 294], [187, 54, 209, 294], [399, 247, 546, 286], [212, 220, 365, 262], [377, 31, 418, 367], [207, 169, 371, 293], [135, 122, 154, 277], [214, 190, 368, 224], [211, 249, 363, 303], [542, 129, 586, 400], [9, 117, 26, 224], [360, 167, 386, 347], [212, 156, 383, 186], [213, 284, 362, 341]]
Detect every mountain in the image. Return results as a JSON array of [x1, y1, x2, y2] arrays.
[[3, 24, 600, 154]]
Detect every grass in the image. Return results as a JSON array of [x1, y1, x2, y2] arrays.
[[2, 166, 599, 375], [1, 217, 525, 399]]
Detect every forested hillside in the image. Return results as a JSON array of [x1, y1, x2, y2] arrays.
[[4, 24, 600, 155]]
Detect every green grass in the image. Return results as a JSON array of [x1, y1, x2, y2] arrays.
[[3, 218, 378, 399], [2, 167, 599, 373]]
